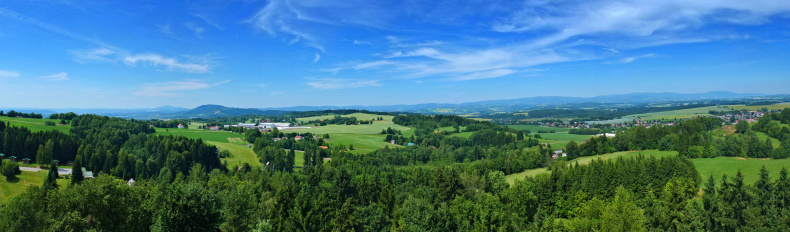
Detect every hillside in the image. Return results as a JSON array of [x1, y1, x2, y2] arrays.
[[166, 104, 288, 118]]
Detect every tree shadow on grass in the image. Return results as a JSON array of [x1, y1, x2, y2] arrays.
[[4, 176, 20, 183]]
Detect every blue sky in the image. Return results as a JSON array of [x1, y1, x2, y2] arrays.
[[1, 0, 789, 109]]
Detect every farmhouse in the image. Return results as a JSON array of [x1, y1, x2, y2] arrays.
[[177, 124, 185, 129], [82, 167, 94, 179], [596, 133, 616, 137]]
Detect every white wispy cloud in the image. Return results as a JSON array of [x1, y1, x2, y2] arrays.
[[124, 54, 210, 73], [0, 70, 21, 78], [133, 80, 229, 97], [0, 7, 214, 74], [0, 7, 115, 49], [450, 69, 517, 81], [157, 24, 174, 35], [492, 0, 790, 48], [193, 14, 223, 30], [307, 78, 381, 89], [395, 40, 445, 47], [185, 23, 205, 38], [70, 47, 211, 73], [353, 40, 371, 45], [620, 53, 657, 63], [69, 47, 117, 63], [314, 53, 321, 63], [39, 72, 69, 81]]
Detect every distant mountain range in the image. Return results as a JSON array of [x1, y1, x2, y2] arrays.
[[1, 91, 784, 119], [259, 91, 775, 114]]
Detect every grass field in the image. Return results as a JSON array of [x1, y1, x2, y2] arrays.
[[288, 113, 412, 153], [505, 150, 679, 185], [586, 106, 728, 124], [693, 157, 790, 185], [328, 134, 399, 153], [507, 125, 593, 150], [727, 102, 790, 111], [0, 170, 69, 203], [296, 113, 385, 123], [0, 116, 71, 133], [624, 106, 726, 121], [154, 128, 243, 143], [755, 131, 781, 148]]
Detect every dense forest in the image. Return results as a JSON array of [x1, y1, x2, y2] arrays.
[[1, 110, 790, 230], [0, 114, 224, 181]]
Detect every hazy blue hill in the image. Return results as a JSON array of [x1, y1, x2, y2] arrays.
[[169, 104, 288, 118]]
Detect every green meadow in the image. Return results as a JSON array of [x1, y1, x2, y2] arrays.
[[727, 102, 790, 111], [0, 170, 69, 203], [621, 106, 725, 121], [1, 116, 71, 133], [693, 157, 790, 185], [289, 113, 411, 153], [507, 124, 594, 149]]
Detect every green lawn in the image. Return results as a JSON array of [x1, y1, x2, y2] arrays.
[[1, 116, 71, 133], [693, 157, 790, 185], [0, 170, 68, 203], [505, 150, 679, 185]]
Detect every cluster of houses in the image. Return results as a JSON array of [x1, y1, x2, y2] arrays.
[[551, 149, 567, 159], [715, 110, 767, 124], [273, 135, 326, 142]]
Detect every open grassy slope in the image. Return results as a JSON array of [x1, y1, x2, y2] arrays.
[[623, 106, 726, 121], [727, 102, 790, 111], [1, 116, 71, 133], [693, 157, 790, 185], [154, 128, 243, 143], [287, 113, 411, 153], [0, 170, 68, 203]]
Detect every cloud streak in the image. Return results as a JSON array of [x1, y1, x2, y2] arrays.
[[0, 70, 21, 78], [133, 80, 229, 97], [307, 78, 381, 89], [620, 53, 657, 63], [123, 54, 210, 73], [39, 72, 69, 81]]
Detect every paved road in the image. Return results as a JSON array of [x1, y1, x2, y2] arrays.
[[19, 167, 73, 176]]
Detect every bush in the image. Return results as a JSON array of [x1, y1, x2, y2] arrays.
[[44, 121, 56, 126], [1, 160, 20, 179], [218, 150, 232, 158]]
